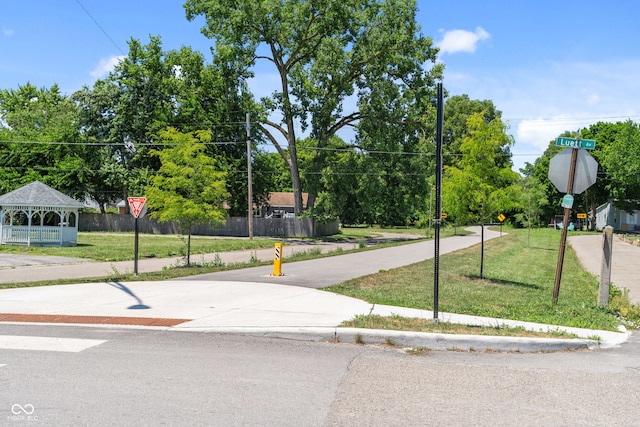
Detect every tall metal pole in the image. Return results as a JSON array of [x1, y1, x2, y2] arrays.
[[246, 112, 253, 240], [433, 82, 444, 322], [133, 217, 139, 276], [553, 147, 578, 303], [428, 184, 433, 239]]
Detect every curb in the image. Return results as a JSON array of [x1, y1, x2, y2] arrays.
[[169, 325, 600, 353]]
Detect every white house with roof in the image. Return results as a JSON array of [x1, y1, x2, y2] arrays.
[[594, 200, 640, 232], [0, 181, 85, 246]]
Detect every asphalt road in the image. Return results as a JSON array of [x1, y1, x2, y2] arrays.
[[2, 323, 639, 426]]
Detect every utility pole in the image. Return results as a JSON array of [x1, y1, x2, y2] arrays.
[[246, 112, 253, 240]]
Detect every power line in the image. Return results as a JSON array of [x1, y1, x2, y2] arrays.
[[75, 0, 126, 55], [0, 139, 246, 146], [506, 114, 640, 125]]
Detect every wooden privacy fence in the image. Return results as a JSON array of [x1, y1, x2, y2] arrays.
[[78, 214, 339, 238]]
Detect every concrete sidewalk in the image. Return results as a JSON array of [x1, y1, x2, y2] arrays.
[[569, 233, 640, 304], [0, 239, 359, 284], [0, 227, 631, 352]]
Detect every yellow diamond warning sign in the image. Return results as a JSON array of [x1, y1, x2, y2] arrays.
[[128, 197, 147, 219]]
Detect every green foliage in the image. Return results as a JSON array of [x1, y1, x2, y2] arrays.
[[0, 83, 90, 197], [146, 128, 228, 264], [443, 95, 503, 168], [184, 0, 442, 216], [525, 121, 640, 229], [443, 112, 520, 225], [514, 175, 549, 227], [600, 120, 640, 201], [72, 36, 257, 214]]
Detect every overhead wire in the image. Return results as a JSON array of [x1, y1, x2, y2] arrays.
[[75, 0, 126, 55]]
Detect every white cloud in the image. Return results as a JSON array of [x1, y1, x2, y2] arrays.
[[516, 116, 588, 151], [437, 27, 490, 55], [89, 55, 125, 79], [2, 27, 15, 37]]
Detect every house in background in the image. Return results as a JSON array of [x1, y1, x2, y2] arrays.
[[258, 192, 308, 218], [594, 200, 640, 231]]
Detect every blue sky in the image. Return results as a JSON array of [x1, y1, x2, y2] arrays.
[[2, 1, 639, 171]]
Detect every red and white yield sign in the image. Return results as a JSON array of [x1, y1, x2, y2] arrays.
[[127, 197, 147, 219]]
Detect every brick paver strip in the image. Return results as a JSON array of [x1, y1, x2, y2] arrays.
[[0, 313, 190, 327]]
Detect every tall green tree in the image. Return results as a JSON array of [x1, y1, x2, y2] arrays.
[[146, 128, 227, 265], [74, 37, 261, 214], [443, 95, 502, 167], [185, 0, 442, 215], [0, 83, 90, 197], [598, 120, 640, 204], [443, 112, 519, 278]]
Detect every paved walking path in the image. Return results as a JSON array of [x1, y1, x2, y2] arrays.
[[0, 239, 358, 284]]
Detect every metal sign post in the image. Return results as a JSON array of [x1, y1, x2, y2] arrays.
[[128, 197, 147, 276], [498, 213, 505, 236], [433, 82, 443, 322], [134, 217, 139, 275]]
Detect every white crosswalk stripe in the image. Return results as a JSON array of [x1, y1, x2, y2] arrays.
[[0, 335, 107, 352]]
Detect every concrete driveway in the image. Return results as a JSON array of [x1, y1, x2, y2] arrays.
[[569, 233, 640, 304]]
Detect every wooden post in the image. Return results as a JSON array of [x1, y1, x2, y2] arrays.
[[553, 147, 578, 304], [598, 226, 614, 308]]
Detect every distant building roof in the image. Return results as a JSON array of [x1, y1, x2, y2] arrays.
[[268, 192, 308, 208], [0, 181, 84, 208]]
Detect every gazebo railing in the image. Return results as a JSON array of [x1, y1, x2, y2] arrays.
[[1, 226, 77, 246]]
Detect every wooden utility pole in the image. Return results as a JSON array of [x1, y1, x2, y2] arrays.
[[553, 147, 578, 303]]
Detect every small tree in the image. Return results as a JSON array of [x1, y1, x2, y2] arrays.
[[515, 175, 548, 247], [146, 128, 228, 265], [443, 112, 519, 278]]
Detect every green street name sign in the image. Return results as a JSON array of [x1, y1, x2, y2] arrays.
[[556, 137, 596, 150]]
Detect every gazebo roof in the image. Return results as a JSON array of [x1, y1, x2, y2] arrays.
[[0, 181, 84, 209]]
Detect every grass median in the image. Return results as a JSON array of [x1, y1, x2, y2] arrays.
[[327, 227, 639, 332], [0, 233, 277, 262]]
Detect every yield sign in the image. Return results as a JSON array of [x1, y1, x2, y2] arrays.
[[127, 197, 147, 219]]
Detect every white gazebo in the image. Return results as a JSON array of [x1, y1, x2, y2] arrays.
[[0, 181, 85, 246]]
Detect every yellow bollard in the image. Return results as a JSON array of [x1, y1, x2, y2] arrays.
[[272, 242, 284, 276]]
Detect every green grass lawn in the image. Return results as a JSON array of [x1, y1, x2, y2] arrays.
[[335, 225, 465, 240], [0, 233, 277, 262], [326, 227, 635, 331], [0, 226, 433, 262]]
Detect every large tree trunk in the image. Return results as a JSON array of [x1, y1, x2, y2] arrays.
[[278, 56, 304, 217], [288, 144, 304, 216]]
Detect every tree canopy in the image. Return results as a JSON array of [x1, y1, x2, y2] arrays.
[[146, 128, 227, 264], [443, 112, 520, 225], [185, 0, 442, 215]]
